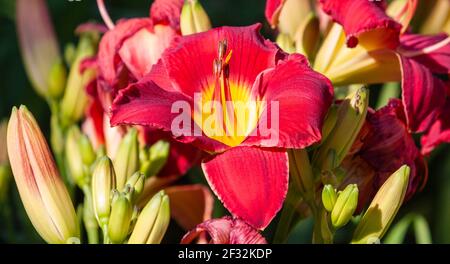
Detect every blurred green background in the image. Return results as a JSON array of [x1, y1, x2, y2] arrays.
[[0, 0, 449, 244]]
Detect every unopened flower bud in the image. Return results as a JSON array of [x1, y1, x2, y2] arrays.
[[7, 106, 79, 243], [79, 133, 96, 166], [322, 185, 337, 212], [65, 126, 87, 187], [141, 140, 170, 177], [108, 193, 133, 243], [124, 172, 145, 202], [180, 0, 212, 35], [92, 156, 116, 227], [16, 0, 61, 99], [47, 60, 67, 100], [331, 184, 359, 228], [352, 165, 410, 244], [60, 34, 97, 126], [113, 128, 139, 190], [313, 87, 369, 171], [128, 191, 170, 244]]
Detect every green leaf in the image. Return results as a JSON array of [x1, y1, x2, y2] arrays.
[[413, 215, 432, 244]]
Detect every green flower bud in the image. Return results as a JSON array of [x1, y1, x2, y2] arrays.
[[60, 34, 97, 126], [113, 128, 139, 190], [128, 191, 170, 244], [47, 60, 67, 100], [331, 184, 359, 228], [92, 157, 116, 227], [180, 0, 212, 35], [313, 87, 369, 171], [141, 140, 170, 177], [65, 126, 87, 187], [352, 165, 410, 244], [124, 172, 145, 202], [79, 134, 96, 166], [108, 193, 133, 244], [322, 185, 337, 212]]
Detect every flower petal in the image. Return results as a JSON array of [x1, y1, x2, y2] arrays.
[[165, 184, 214, 231], [150, 0, 184, 30], [400, 33, 450, 75], [265, 0, 284, 27], [160, 24, 281, 97], [201, 147, 288, 229], [97, 18, 152, 85], [361, 99, 427, 200], [421, 100, 450, 155], [181, 216, 267, 244], [243, 54, 333, 148], [111, 76, 192, 131], [320, 0, 401, 49], [118, 25, 177, 80], [398, 54, 446, 132]]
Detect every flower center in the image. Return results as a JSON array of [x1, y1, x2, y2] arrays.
[[193, 40, 264, 147]]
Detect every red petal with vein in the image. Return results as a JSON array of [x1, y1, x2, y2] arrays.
[[243, 54, 333, 149], [161, 24, 281, 97], [201, 147, 288, 229], [150, 0, 184, 31], [400, 34, 450, 75], [361, 99, 427, 200], [320, 0, 401, 49], [111, 77, 190, 131], [399, 54, 446, 132], [421, 100, 450, 155], [181, 216, 267, 244], [265, 0, 283, 27], [119, 25, 177, 79], [166, 184, 214, 231], [97, 18, 152, 85]]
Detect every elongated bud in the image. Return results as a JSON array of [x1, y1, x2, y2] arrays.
[[16, 0, 61, 99], [141, 140, 170, 177], [313, 87, 369, 171], [92, 156, 116, 227], [331, 184, 359, 228], [124, 172, 145, 202], [114, 128, 139, 190], [108, 193, 133, 243], [276, 33, 295, 53], [79, 134, 96, 166], [128, 191, 170, 244], [60, 34, 97, 126], [352, 165, 410, 244], [180, 0, 212, 35], [65, 126, 87, 187], [322, 185, 337, 212], [47, 60, 67, 100], [50, 114, 64, 157], [7, 106, 79, 243]]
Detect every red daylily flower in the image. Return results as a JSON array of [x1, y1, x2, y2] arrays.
[[83, 0, 202, 177], [319, 0, 450, 133], [181, 216, 267, 244], [340, 99, 427, 208], [111, 24, 334, 229]]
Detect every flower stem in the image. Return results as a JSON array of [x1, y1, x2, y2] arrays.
[[82, 185, 99, 244]]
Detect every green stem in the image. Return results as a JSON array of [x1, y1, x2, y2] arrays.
[[102, 224, 111, 244], [82, 185, 99, 244], [273, 185, 303, 243]]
